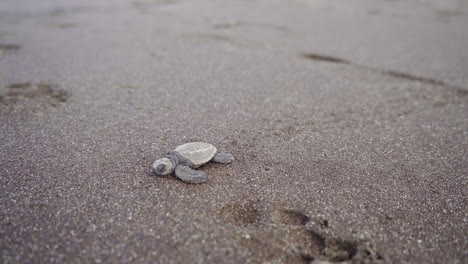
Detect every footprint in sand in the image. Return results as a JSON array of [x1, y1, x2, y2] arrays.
[[1, 81, 70, 106], [218, 201, 260, 226], [218, 202, 383, 263]]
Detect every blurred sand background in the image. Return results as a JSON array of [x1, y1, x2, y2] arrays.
[[0, 0, 467, 263]]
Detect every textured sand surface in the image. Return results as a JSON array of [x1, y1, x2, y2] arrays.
[[1, 0, 467, 263]]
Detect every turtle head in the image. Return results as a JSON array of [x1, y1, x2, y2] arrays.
[[150, 158, 174, 176]]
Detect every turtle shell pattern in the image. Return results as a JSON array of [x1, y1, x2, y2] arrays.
[[174, 142, 217, 167]]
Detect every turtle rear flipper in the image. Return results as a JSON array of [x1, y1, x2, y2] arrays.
[[175, 165, 208, 184], [212, 152, 234, 164]]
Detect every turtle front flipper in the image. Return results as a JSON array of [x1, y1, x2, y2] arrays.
[[175, 165, 208, 184], [212, 152, 234, 164]]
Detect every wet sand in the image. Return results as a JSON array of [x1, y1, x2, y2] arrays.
[[1, 0, 467, 263]]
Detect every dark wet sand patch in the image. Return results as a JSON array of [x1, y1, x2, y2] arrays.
[[0, 44, 21, 50], [299, 52, 468, 97], [300, 52, 351, 64], [383, 70, 446, 86]]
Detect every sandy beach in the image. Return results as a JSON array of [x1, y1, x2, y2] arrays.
[[1, 0, 467, 263]]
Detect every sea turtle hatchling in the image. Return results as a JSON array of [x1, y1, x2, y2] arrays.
[[150, 142, 234, 184]]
